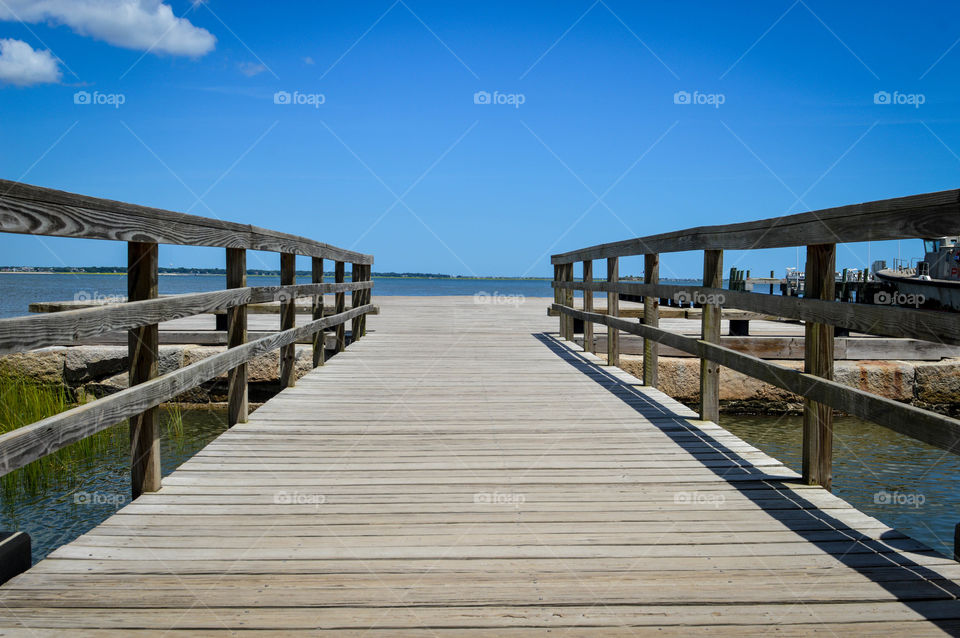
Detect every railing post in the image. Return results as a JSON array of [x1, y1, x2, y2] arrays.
[[553, 264, 562, 336], [312, 257, 324, 367], [334, 261, 346, 352], [558, 263, 571, 340], [128, 241, 160, 499], [606, 257, 619, 366], [803, 243, 836, 490], [226, 248, 248, 426], [351, 263, 361, 344], [643, 253, 659, 387], [279, 252, 296, 388], [583, 260, 594, 353], [360, 264, 371, 337], [700, 249, 723, 422], [565, 263, 575, 340]]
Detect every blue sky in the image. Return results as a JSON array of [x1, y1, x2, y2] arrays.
[[1, 0, 959, 278]]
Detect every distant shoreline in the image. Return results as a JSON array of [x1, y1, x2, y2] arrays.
[[0, 271, 555, 281]]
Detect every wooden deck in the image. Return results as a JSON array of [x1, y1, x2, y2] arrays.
[[3, 296, 960, 635]]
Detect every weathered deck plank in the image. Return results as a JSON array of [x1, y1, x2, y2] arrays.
[[1, 296, 959, 635]]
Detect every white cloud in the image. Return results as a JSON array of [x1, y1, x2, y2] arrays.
[[0, 0, 216, 57], [303, 56, 314, 65], [0, 38, 62, 86]]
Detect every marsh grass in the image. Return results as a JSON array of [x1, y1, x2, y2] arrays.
[[0, 374, 188, 500]]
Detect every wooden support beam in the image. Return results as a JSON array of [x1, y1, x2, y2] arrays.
[[700, 249, 723, 422], [643, 253, 659, 387], [128, 241, 160, 499], [226, 248, 248, 426], [582, 261, 594, 353], [335, 262, 346, 352], [553, 264, 562, 336], [606, 257, 619, 366], [351, 264, 362, 344], [312, 257, 324, 367], [803, 243, 836, 490], [279, 253, 296, 388], [360, 264, 371, 338]]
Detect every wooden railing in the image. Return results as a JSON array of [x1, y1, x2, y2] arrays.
[[552, 189, 960, 490], [0, 179, 374, 497]]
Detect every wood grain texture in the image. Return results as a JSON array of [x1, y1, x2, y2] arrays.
[[606, 257, 619, 366], [553, 280, 960, 347], [312, 257, 325, 368], [582, 261, 594, 354], [643, 253, 659, 387], [0, 179, 372, 264], [2, 296, 959, 634], [700, 250, 723, 422], [0, 305, 374, 476], [226, 248, 248, 427], [803, 244, 836, 490], [127, 242, 160, 498], [556, 304, 960, 454], [335, 262, 346, 353], [279, 253, 296, 389], [552, 188, 960, 263], [0, 281, 372, 355]]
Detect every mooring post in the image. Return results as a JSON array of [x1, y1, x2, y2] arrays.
[[606, 257, 619, 366], [334, 261, 346, 352], [583, 260, 594, 353], [802, 243, 836, 490], [312, 256, 325, 368], [644, 253, 660, 387], [128, 241, 161, 498], [226, 247, 248, 426], [279, 252, 296, 388], [700, 249, 723, 422]]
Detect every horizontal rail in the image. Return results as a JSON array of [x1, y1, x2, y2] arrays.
[[554, 304, 960, 454], [0, 304, 374, 476], [0, 281, 373, 355], [552, 189, 960, 264], [554, 280, 960, 346], [0, 179, 372, 264]]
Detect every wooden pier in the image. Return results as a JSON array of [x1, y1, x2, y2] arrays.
[[2, 183, 960, 633], [2, 296, 960, 634]]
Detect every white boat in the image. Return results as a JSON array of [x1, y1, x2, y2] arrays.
[[875, 237, 960, 310]]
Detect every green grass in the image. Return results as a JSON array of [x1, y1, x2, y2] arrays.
[[0, 374, 187, 499]]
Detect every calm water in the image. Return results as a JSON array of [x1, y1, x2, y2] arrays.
[[0, 273, 718, 319], [1, 408, 228, 563], [722, 414, 960, 558]]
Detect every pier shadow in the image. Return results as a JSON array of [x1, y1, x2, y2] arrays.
[[534, 331, 960, 633]]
